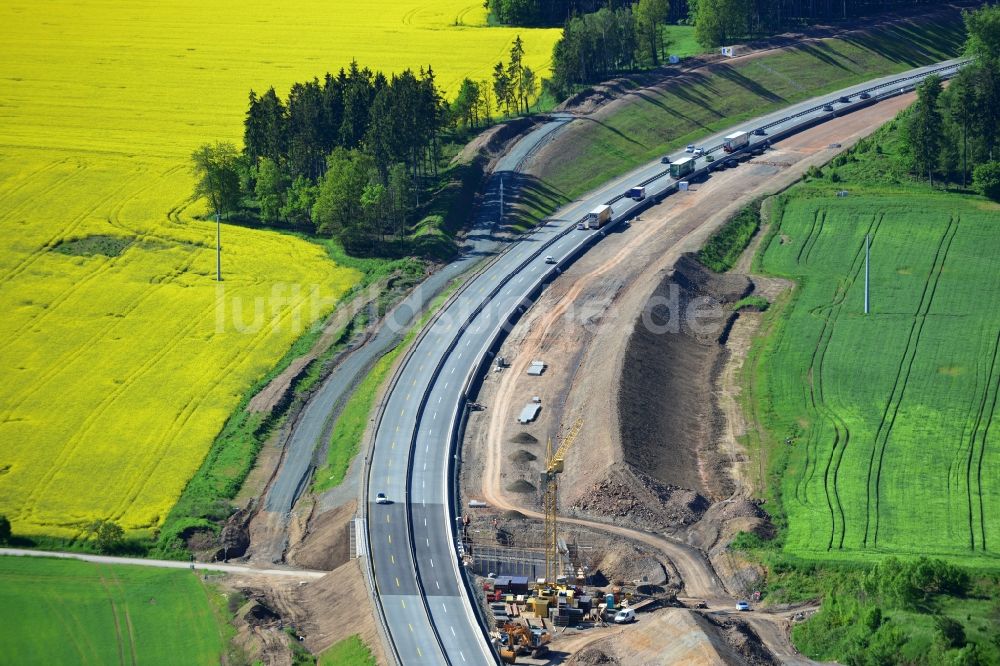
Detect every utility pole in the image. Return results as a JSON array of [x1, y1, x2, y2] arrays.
[[499, 177, 504, 223], [864, 233, 870, 314], [216, 211, 222, 282]]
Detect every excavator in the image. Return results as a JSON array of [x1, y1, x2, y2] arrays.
[[497, 620, 551, 663]]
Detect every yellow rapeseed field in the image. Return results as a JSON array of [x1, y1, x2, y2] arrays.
[[0, 1, 560, 538]]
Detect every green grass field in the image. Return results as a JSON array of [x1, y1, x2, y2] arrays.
[[533, 14, 966, 205], [0, 557, 226, 664], [319, 635, 377, 666], [752, 134, 1000, 563]]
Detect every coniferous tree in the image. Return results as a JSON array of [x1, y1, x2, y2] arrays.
[[907, 75, 944, 185]]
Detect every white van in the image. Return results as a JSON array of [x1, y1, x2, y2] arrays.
[[613, 608, 636, 624]]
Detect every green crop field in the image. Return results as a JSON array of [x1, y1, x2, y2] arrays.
[[0, 557, 226, 664], [753, 158, 1000, 563]]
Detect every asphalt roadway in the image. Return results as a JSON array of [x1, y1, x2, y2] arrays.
[[365, 59, 965, 666], [262, 116, 572, 517]]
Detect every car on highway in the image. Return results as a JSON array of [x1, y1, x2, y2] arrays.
[[693, 147, 704, 156], [660, 155, 671, 164], [685, 144, 695, 152], [753, 128, 767, 136], [576, 222, 586, 230], [860, 91, 872, 100], [614, 609, 637, 624], [375, 492, 390, 504], [838, 95, 850, 103], [822, 104, 835, 112], [544, 255, 557, 264], [736, 600, 751, 611]]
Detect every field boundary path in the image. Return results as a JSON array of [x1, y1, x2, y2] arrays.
[[0, 548, 327, 578]]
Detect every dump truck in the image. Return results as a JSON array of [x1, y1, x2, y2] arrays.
[[586, 204, 612, 229], [670, 156, 695, 179], [723, 131, 749, 153]]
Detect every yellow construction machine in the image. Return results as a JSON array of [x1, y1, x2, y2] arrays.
[[497, 620, 552, 663]]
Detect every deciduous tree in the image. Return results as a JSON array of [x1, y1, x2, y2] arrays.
[[191, 142, 242, 219]]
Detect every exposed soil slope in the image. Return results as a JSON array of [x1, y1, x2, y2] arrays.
[[619, 255, 749, 498]]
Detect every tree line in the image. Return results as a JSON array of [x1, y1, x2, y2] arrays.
[[549, 0, 671, 96], [691, 0, 953, 47], [192, 39, 540, 253], [903, 5, 1000, 199], [451, 36, 540, 130]]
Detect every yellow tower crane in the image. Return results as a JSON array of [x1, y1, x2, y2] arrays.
[[542, 417, 583, 583]]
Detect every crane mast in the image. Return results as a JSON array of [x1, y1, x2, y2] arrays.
[[543, 418, 582, 583]]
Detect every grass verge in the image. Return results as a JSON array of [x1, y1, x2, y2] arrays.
[[698, 202, 762, 272], [313, 277, 465, 492], [318, 635, 377, 666]]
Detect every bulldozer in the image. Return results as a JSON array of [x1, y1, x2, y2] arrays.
[[497, 620, 551, 663]]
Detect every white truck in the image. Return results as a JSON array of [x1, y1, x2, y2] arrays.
[[586, 204, 612, 229], [723, 131, 749, 153], [669, 156, 696, 179]]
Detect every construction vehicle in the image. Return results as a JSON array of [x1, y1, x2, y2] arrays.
[[669, 156, 695, 179], [497, 621, 551, 663], [585, 204, 612, 229], [541, 418, 583, 583], [723, 130, 749, 153]]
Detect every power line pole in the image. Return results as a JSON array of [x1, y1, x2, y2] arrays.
[[216, 211, 222, 282], [864, 233, 869, 315]]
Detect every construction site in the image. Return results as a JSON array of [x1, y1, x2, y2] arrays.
[[454, 96, 921, 664]]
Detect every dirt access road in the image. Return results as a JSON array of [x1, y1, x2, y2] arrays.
[[463, 93, 917, 664]]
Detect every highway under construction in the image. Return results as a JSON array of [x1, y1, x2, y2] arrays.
[[363, 59, 967, 665]]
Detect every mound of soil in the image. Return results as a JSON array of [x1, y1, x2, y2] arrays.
[[510, 432, 539, 444], [286, 501, 355, 571], [506, 479, 536, 493], [618, 254, 751, 497], [573, 466, 709, 533], [702, 615, 778, 666], [509, 449, 537, 463], [571, 646, 623, 665], [594, 541, 669, 587]]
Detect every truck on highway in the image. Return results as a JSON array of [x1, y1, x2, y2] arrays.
[[723, 131, 749, 153], [670, 156, 695, 179], [586, 204, 612, 229], [627, 186, 646, 201]]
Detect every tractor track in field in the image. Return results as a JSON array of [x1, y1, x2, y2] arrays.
[[829, 212, 886, 548], [795, 209, 820, 265], [106, 279, 313, 525], [865, 215, 959, 548], [803, 211, 883, 549], [0, 167, 200, 427], [19, 272, 278, 530], [964, 326, 1000, 550], [0, 165, 146, 287], [0, 157, 73, 209]]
